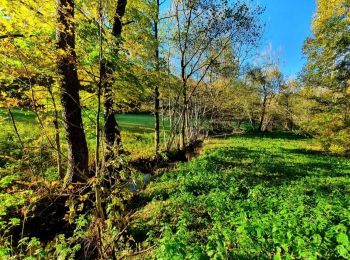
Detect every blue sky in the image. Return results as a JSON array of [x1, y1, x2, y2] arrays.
[[258, 0, 316, 77], [160, 0, 316, 78]]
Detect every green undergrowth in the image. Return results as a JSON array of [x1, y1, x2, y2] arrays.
[[1, 108, 350, 258], [0, 109, 160, 258], [131, 133, 350, 259]]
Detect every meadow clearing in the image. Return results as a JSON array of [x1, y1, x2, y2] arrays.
[[129, 133, 350, 259]]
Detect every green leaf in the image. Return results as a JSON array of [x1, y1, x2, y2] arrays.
[[312, 234, 322, 246], [336, 233, 349, 246], [274, 247, 282, 260], [336, 245, 348, 258]]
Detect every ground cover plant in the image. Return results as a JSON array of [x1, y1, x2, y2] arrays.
[[131, 133, 350, 259]]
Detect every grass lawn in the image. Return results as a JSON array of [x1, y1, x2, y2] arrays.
[[0, 108, 38, 142], [0, 108, 158, 135], [0, 108, 164, 161], [117, 113, 165, 133], [131, 133, 350, 259]]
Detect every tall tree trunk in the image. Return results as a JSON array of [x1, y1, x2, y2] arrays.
[[56, 0, 89, 186], [103, 0, 127, 162], [259, 94, 267, 132], [180, 82, 187, 150], [48, 86, 63, 179], [180, 51, 187, 150], [95, 0, 105, 220], [154, 0, 160, 157]]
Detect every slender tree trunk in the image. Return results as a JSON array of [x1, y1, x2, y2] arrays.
[[48, 86, 63, 179], [103, 71, 122, 159], [287, 112, 293, 131], [259, 94, 267, 132], [56, 0, 89, 186], [154, 0, 160, 157], [180, 85, 187, 150], [180, 53, 187, 150], [8, 109, 25, 152], [53, 118, 63, 178], [103, 0, 127, 162], [285, 96, 293, 131], [162, 103, 166, 144], [95, 0, 105, 220]]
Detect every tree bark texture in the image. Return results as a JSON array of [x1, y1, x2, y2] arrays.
[[56, 0, 89, 185], [154, 0, 161, 157], [103, 0, 127, 161]]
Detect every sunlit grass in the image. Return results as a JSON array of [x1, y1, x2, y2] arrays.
[[0, 108, 168, 162], [131, 134, 350, 258]]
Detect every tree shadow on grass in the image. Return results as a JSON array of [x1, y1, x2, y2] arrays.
[[282, 148, 324, 156], [143, 143, 350, 203], [207, 146, 350, 188], [241, 131, 310, 140], [120, 125, 154, 134]]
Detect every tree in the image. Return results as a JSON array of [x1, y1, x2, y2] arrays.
[[103, 0, 127, 162], [56, 0, 89, 185], [170, 0, 263, 149], [247, 65, 283, 132], [278, 79, 299, 131], [154, 0, 161, 157], [302, 0, 350, 154]]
